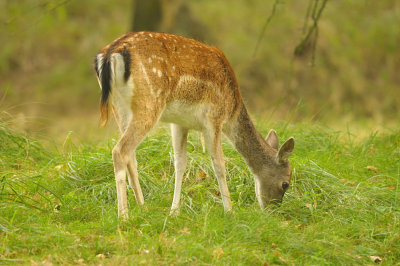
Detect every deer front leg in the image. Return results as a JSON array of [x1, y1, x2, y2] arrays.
[[203, 125, 232, 212], [170, 123, 189, 215]]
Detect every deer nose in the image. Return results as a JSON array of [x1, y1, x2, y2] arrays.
[[282, 182, 289, 190]]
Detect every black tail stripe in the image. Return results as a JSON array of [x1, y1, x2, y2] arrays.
[[100, 56, 111, 108], [120, 48, 131, 82]]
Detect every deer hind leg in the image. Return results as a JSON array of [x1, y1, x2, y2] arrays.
[[170, 123, 189, 215], [112, 102, 163, 219], [203, 124, 232, 212], [113, 110, 144, 207], [112, 141, 129, 220], [126, 153, 144, 205]]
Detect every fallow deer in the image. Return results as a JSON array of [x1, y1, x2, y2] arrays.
[[94, 32, 294, 219]]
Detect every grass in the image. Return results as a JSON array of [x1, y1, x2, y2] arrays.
[[0, 121, 399, 265]]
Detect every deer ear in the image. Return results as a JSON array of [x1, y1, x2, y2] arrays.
[[277, 137, 294, 164], [266, 129, 279, 150]]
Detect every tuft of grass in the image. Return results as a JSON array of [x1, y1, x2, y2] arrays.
[[1, 123, 399, 264]]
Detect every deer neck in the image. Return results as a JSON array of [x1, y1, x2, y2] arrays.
[[224, 104, 274, 173]]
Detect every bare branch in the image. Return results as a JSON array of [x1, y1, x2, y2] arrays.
[[294, 0, 328, 66], [302, 0, 314, 34], [252, 0, 280, 58]]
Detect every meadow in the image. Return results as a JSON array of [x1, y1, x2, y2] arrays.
[[1, 121, 399, 264]]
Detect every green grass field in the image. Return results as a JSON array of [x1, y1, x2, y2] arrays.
[[1, 122, 399, 265]]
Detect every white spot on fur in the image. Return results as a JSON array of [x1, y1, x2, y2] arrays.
[[172, 66, 176, 71], [157, 70, 162, 77], [148, 58, 152, 63], [151, 55, 165, 62], [149, 33, 153, 37], [152, 67, 157, 73], [141, 62, 155, 95]]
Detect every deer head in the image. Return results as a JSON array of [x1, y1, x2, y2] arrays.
[[254, 130, 294, 208]]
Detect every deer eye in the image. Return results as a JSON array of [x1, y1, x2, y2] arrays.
[[282, 182, 289, 190]]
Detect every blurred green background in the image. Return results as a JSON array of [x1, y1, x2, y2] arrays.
[[0, 0, 399, 140]]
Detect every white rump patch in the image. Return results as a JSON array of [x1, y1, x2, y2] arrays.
[[111, 74, 134, 131], [96, 54, 104, 78], [110, 53, 128, 87]]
